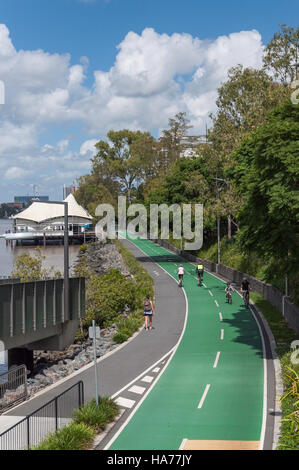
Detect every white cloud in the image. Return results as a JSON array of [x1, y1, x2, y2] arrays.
[[80, 139, 98, 156], [0, 24, 265, 200]]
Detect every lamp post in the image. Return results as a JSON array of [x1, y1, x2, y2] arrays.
[[37, 200, 69, 320], [215, 177, 226, 267]]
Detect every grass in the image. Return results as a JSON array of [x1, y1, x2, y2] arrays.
[[72, 396, 119, 433], [34, 396, 119, 450], [34, 422, 96, 450], [250, 292, 299, 450], [112, 311, 144, 343]]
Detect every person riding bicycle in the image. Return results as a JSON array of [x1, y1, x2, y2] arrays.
[[225, 282, 233, 303], [196, 264, 204, 285], [241, 277, 251, 304], [177, 264, 184, 286]]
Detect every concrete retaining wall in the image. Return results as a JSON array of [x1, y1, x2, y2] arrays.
[[152, 238, 299, 334]]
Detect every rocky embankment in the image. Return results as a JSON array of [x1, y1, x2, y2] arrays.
[[23, 241, 131, 398]]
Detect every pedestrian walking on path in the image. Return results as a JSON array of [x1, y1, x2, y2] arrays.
[[143, 295, 154, 330]]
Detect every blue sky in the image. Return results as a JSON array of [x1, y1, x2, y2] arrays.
[[2, 0, 298, 70], [0, 0, 298, 202]]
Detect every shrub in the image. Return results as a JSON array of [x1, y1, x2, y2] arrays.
[[73, 397, 119, 432], [35, 422, 95, 450], [84, 269, 136, 328], [79, 244, 88, 253], [112, 331, 130, 344]]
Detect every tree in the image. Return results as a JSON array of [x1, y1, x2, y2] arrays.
[[11, 248, 62, 282], [207, 65, 289, 238], [157, 112, 193, 173], [231, 100, 299, 291], [91, 130, 156, 203], [263, 24, 299, 84]]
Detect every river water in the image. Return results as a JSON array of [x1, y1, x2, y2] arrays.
[[0, 219, 81, 374]]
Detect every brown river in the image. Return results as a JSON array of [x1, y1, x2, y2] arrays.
[[0, 219, 81, 278]]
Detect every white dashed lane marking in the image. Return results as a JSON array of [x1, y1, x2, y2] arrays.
[[198, 384, 211, 409], [213, 352, 221, 369]]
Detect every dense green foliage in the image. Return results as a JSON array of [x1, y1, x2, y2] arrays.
[[72, 396, 119, 433], [83, 269, 136, 328], [34, 422, 96, 450], [250, 292, 299, 450], [230, 100, 299, 300], [35, 396, 119, 450], [76, 239, 153, 334]]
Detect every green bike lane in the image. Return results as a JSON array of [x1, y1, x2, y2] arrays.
[[109, 237, 264, 450]]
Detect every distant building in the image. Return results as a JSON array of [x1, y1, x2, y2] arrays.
[[1, 202, 23, 209], [14, 196, 49, 206], [63, 184, 76, 199]]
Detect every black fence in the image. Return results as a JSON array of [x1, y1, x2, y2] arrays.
[[0, 380, 84, 450]]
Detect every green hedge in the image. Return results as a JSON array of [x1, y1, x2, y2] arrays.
[[34, 396, 119, 450], [251, 292, 299, 450]]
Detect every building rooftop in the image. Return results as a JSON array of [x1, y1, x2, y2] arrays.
[[13, 194, 92, 223]]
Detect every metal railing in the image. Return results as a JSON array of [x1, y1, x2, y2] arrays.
[[0, 365, 27, 413], [0, 380, 84, 450]]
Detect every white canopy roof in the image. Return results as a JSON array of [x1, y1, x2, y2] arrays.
[[13, 194, 92, 223]]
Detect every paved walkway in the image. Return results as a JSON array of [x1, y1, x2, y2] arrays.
[[1, 236, 277, 450]]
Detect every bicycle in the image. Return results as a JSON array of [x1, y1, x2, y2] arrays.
[[178, 275, 183, 287], [243, 290, 249, 308], [226, 290, 232, 304], [197, 271, 203, 286]]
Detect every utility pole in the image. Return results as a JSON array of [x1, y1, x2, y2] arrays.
[[37, 200, 69, 320]]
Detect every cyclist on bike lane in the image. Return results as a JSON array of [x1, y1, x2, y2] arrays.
[[177, 265, 184, 286], [241, 277, 251, 305], [196, 264, 204, 285]]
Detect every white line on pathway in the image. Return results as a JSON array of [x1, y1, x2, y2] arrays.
[[219, 312, 223, 322], [115, 397, 136, 409], [213, 351, 221, 368], [209, 290, 213, 296], [198, 384, 211, 409], [179, 438, 187, 450], [215, 300, 219, 307], [152, 367, 160, 373], [128, 385, 146, 395], [141, 375, 154, 383], [220, 329, 224, 340]]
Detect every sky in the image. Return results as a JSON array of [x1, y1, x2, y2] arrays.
[[0, 0, 298, 202]]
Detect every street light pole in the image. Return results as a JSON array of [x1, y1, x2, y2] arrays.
[[36, 200, 69, 320], [63, 201, 69, 321]]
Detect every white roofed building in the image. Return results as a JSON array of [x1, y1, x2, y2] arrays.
[[12, 194, 93, 234]]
